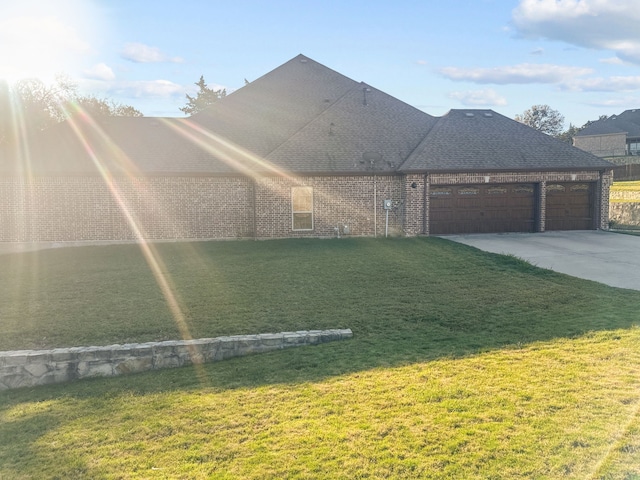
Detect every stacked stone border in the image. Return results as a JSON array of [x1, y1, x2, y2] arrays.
[[0, 329, 353, 390]]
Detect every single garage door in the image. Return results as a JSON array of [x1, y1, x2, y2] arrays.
[[545, 182, 595, 230], [429, 184, 536, 235]]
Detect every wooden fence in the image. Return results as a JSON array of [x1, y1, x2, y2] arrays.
[[612, 164, 640, 181]]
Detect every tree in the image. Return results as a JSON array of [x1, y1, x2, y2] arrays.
[[556, 123, 581, 144], [180, 75, 226, 115], [0, 81, 10, 146], [0, 77, 142, 147], [515, 104, 565, 137], [14, 77, 75, 131], [72, 95, 143, 118]]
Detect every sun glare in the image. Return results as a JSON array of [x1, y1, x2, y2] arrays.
[[0, 0, 101, 84]]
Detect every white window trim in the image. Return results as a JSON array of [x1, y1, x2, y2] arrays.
[[291, 186, 314, 231]]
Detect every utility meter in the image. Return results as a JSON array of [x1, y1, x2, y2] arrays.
[[383, 199, 392, 210]]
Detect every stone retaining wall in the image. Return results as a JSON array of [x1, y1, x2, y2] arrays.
[[0, 329, 353, 390], [610, 203, 640, 226]]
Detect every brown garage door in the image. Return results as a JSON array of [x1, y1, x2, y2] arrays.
[[545, 182, 595, 230], [429, 184, 536, 234]]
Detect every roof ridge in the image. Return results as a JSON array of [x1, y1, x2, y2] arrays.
[[398, 115, 444, 171]]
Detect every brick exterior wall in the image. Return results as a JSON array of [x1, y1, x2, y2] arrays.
[[0, 176, 254, 242], [254, 175, 403, 238], [574, 133, 627, 157], [539, 181, 547, 232], [403, 174, 426, 236], [0, 170, 610, 242], [599, 169, 614, 229]]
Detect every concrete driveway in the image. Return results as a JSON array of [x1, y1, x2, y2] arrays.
[[443, 230, 640, 291]]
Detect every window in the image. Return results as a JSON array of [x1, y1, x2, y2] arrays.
[[292, 186, 313, 230], [628, 141, 640, 155]]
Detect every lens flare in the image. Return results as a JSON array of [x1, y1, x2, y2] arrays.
[[60, 102, 210, 382]]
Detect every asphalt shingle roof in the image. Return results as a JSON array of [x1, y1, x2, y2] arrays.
[[1, 116, 224, 175], [400, 109, 612, 172], [575, 109, 640, 138], [2, 55, 613, 176], [265, 83, 435, 173]]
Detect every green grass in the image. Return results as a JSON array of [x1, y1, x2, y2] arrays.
[[611, 181, 640, 192], [1, 238, 640, 479], [611, 181, 640, 204]]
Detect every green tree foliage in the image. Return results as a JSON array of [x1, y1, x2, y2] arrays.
[[556, 123, 581, 144], [179, 75, 226, 115], [0, 81, 10, 146], [0, 77, 142, 147], [515, 104, 565, 137], [73, 95, 143, 118]]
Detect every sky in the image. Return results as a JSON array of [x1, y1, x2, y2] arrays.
[[2, 0, 640, 128]]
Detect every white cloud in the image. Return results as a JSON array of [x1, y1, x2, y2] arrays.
[[512, 0, 640, 64], [448, 89, 508, 107], [439, 63, 592, 84], [111, 80, 186, 98], [585, 97, 640, 108], [121, 43, 183, 64], [416, 60, 428, 66], [530, 47, 544, 55], [599, 57, 624, 65], [84, 63, 115, 81], [562, 76, 640, 92]]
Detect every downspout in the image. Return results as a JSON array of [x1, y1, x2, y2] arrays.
[[423, 174, 428, 235], [252, 178, 258, 240], [374, 174, 377, 237]]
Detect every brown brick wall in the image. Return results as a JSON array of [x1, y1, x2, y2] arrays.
[[0, 176, 254, 242], [428, 171, 602, 185], [403, 174, 426, 236], [254, 175, 404, 238], [599, 169, 613, 229], [0, 170, 610, 242]]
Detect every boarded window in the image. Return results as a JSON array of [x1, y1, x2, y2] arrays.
[[292, 187, 313, 230]]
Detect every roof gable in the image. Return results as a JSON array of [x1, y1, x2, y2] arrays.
[[190, 54, 360, 158]]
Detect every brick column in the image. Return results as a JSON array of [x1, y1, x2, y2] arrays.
[[538, 181, 546, 232], [598, 169, 613, 230], [403, 174, 426, 236]]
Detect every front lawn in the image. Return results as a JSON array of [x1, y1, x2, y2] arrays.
[[1, 238, 639, 478]]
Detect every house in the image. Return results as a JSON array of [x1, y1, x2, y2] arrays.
[[573, 109, 640, 158], [0, 54, 613, 242]]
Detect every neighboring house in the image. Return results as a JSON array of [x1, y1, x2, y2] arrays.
[[0, 55, 613, 242], [573, 109, 640, 158]]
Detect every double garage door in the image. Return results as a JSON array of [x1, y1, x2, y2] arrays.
[[429, 182, 594, 235]]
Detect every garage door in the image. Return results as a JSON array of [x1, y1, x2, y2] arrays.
[[545, 182, 595, 231], [429, 184, 536, 235]]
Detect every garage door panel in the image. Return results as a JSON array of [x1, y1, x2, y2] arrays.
[[545, 182, 594, 231], [430, 183, 536, 235]]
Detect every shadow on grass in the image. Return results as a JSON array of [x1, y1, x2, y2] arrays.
[[1, 238, 640, 443], [1, 240, 640, 477], [2, 237, 640, 398], [2, 306, 639, 477], [3, 281, 639, 400]]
